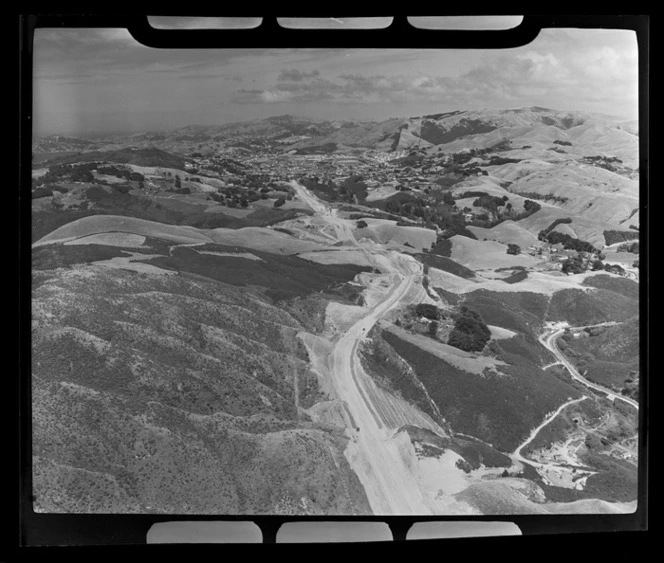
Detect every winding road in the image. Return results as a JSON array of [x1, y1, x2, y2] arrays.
[[538, 323, 639, 410], [512, 396, 588, 467], [292, 179, 434, 514], [289, 180, 639, 513], [290, 181, 638, 515]]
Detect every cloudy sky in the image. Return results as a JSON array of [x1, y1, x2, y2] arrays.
[[33, 25, 639, 137]]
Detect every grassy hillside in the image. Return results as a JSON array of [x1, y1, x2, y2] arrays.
[[546, 288, 637, 326], [381, 331, 580, 452], [460, 290, 549, 335], [582, 274, 639, 301], [32, 264, 371, 514], [42, 147, 187, 170], [461, 283, 637, 335], [32, 184, 312, 242], [558, 318, 639, 391]]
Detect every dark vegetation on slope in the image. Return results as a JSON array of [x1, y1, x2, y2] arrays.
[[144, 244, 370, 301], [429, 236, 452, 257], [404, 426, 511, 469], [382, 331, 580, 452], [519, 391, 638, 503], [417, 118, 497, 145], [188, 206, 309, 229], [447, 306, 492, 352], [415, 253, 475, 279], [32, 244, 129, 271], [582, 274, 639, 301], [519, 458, 636, 504], [616, 241, 639, 254], [522, 398, 604, 455], [502, 270, 529, 284], [540, 217, 573, 237], [546, 288, 637, 326], [32, 210, 101, 242], [360, 329, 441, 423], [414, 304, 441, 320], [461, 290, 549, 335], [32, 267, 371, 514], [538, 230, 599, 254], [299, 175, 368, 204], [514, 191, 569, 205], [434, 287, 461, 306], [370, 192, 478, 240], [295, 142, 338, 155], [39, 147, 187, 170], [492, 333, 550, 366], [604, 230, 639, 246], [557, 318, 639, 392], [450, 436, 512, 469], [33, 186, 310, 242], [582, 455, 638, 502]]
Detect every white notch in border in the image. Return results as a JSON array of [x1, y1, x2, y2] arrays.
[[408, 16, 525, 30], [407, 521, 522, 540], [147, 17, 263, 29], [146, 521, 262, 543], [277, 521, 393, 543], [277, 18, 394, 29]]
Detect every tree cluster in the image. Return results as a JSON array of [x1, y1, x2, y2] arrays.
[[97, 165, 144, 183], [539, 217, 573, 239], [415, 303, 441, 320], [447, 305, 491, 352], [33, 162, 99, 187], [472, 194, 508, 215], [542, 231, 598, 254]]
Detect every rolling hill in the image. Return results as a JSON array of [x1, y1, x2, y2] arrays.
[[32, 244, 372, 514]]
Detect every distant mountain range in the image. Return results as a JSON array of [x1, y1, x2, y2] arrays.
[[34, 106, 639, 166]]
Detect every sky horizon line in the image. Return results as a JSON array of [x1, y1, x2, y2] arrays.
[[33, 27, 639, 138], [34, 104, 638, 140]]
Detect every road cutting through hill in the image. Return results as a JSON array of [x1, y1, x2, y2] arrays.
[[292, 179, 442, 513]]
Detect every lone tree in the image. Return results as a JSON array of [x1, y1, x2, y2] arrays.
[[356, 220, 368, 229], [273, 197, 286, 208], [506, 243, 521, 255], [175, 175, 182, 189]]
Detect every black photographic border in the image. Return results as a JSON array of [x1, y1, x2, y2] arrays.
[[14, 11, 649, 553]]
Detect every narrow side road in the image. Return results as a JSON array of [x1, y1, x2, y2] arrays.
[[539, 324, 639, 410], [512, 396, 588, 467]]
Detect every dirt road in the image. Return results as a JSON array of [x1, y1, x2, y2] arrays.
[[291, 180, 637, 513], [512, 396, 589, 467], [539, 324, 639, 410], [291, 180, 437, 513]]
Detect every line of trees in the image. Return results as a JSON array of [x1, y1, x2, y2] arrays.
[[541, 231, 599, 254]]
